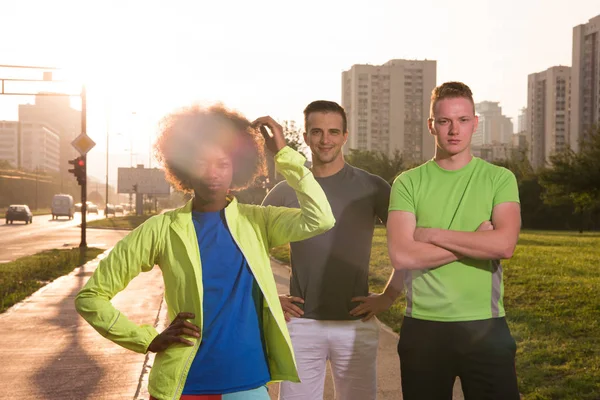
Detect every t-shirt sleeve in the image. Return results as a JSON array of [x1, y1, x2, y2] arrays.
[[372, 175, 391, 224], [493, 168, 520, 207], [389, 172, 415, 214]]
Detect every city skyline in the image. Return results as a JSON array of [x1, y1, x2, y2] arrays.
[[342, 59, 437, 162], [0, 1, 599, 181]]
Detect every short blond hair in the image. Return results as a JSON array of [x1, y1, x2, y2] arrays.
[[430, 81, 475, 118]]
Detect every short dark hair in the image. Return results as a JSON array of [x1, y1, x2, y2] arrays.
[[303, 100, 348, 133], [154, 104, 266, 193], [430, 81, 475, 118]]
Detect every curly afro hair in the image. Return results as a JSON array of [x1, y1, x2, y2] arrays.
[[154, 104, 267, 193]]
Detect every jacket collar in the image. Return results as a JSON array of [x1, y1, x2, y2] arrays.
[[170, 196, 239, 237]]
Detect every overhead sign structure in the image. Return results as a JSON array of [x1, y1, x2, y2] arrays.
[[71, 132, 96, 155], [118, 166, 171, 195]]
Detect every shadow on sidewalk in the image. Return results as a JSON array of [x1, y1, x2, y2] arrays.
[[32, 260, 105, 399]]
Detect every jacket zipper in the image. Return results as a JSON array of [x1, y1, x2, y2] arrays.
[[223, 212, 277, 325], [171, 230, 204, 400], [171, 340, 200, 400], [169, 208, 282, 399]]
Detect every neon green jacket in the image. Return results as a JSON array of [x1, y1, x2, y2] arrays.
[[75, 147, 335, 400]]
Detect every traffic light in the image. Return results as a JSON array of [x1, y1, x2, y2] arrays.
[[68, 156, 86, 186]]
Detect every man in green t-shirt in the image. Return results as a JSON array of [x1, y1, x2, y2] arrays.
[[387, 81, 521, 399]]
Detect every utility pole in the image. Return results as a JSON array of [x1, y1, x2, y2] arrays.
[[80, 86, 87, 248], [105, 108, 110, 217]]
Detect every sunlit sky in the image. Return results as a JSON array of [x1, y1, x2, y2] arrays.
[[0, 0, 598, 182]]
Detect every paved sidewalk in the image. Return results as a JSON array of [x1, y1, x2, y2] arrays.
[[0, 247, 165, 400], [0, 247, 464, 399]]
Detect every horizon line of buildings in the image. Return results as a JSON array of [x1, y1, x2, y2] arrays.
[[341, 13, 599, 168], [526, 14, 600, 169], [341, 58, 524, 164], [1, 14, 598, 174]]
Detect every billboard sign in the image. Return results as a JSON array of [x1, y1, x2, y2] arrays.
[[118, 166, 171, 195]]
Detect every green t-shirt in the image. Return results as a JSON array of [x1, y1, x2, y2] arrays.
[[389, 157, 519, 322]]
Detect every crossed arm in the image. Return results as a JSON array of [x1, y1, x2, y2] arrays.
[[387, 202, 521, 271], [346, 202, 521, 320]]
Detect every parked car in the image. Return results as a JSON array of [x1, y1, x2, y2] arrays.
[[105, 203, 116, 216], [52, 194, 74, 220], [6, 204, 33, 224], [86, 202, 99, 214], [74, 202, 99, 214], [115, 204, 124, 214]]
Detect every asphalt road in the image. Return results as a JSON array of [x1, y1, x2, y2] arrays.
[[0, 212, 124, 262]]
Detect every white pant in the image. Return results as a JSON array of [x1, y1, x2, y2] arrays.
[[279, 318, 380, 400]]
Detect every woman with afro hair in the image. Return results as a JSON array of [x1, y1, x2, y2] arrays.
[[75, 104, 335, 400]]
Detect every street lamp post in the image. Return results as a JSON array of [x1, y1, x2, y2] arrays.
[[35, 167, 39, 211], [80, 84, 87, 248], [106, 109, 140, 216], [105, 129, 110, 216], [105, 105, 110, 217]]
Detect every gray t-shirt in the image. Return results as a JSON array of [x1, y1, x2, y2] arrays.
[[262, 163, 391, 320]]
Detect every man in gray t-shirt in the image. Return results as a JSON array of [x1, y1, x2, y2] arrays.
[[262, 100, 403, 400], [264, 162, 390, 320]]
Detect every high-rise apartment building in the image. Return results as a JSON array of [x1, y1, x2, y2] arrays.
[[571, 14, 600, 152], [527, 66, 571, 169], [472, 101, 514, 147], [517, 107, 528, 133], [0, 121, 19, 168], [19, 95, 81, 176], [342, 59, 436, 162], [20, 122, 60, 172]]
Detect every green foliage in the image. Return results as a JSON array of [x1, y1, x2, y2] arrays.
[[537, 126, 600, 231], [0, 160, 14, 170], [490, 139, 600, 231], [345, 148, 407, 183], [0, 248, 103, 312], [492, 148, 535, 182], [86, 214, 155, 230], [281, 120, 309, 158]]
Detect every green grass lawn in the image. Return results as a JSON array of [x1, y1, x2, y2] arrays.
[[504, 231, 600, 399], [270, 228, 600, 399], [0, 247, 103, 313], [86, 214, 155, 230]]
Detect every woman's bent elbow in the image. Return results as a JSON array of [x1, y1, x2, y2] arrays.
[[317, 214, 336, 233]]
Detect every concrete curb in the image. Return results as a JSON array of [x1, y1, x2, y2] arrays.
[[0, 247, 111, 317]]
